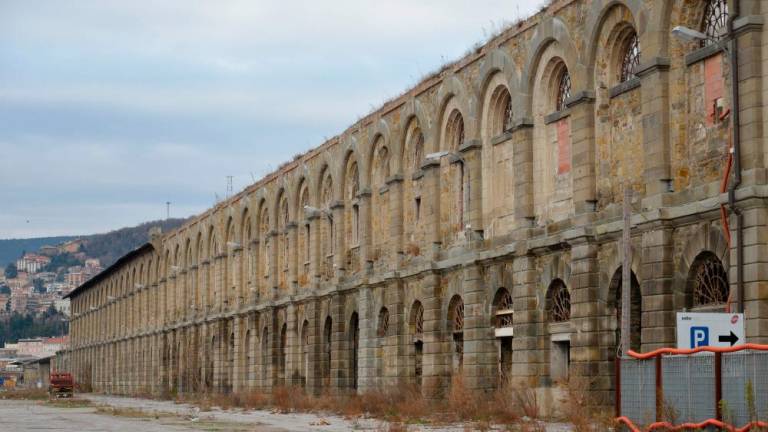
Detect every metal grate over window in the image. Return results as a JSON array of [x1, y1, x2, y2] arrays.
[[556, 69, 571, 111], [702, 0, 728, 47], [413, 302, 424, 337], [453, 300, 464, 333], [377, 307, 389, 337], [620, 33, 640, 83], [495, 290, 514, 328], [549, 280, 571, 323], [692, 253, 729, 307]]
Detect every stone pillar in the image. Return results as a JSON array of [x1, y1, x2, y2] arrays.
[[357, 190, 372, 269], [285, 303, 298, 387], [459, 140, 483, 236], [331, 202, 346, 278], [511, 121, 534, 227], [420, 159, 441, 260], [357, 286, 374, 393], [462, 264, 494, 392], [329, 294, 345, 392], [308, 214, 320, 286], [305, 301, 320, 395], [738, 206, 768, 343], [568, 238, 604, 403], [640, 226, 676, 351], [387, 175, 404, 270], [421, 273, 445, 398], [565, 92, 597, 216], [233, 317, 244, 393], [636, 59, 672, 200], [214, 254, 225, 313], [267, 231, 279, 299], [287, 222, 299, 295], [230, 247, 241, 309]]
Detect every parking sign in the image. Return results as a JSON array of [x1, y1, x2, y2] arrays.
[[676, 312, 745, 349]]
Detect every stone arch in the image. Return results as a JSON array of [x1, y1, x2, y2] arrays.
[[399, 99, 432, 171], [583, 1, 643, 84], [475, 48, 518, 131], [676, 223, 729, 309], [519, 16, 581, 118], [546, 278, 571, 323], [434, 75, 473, 153], [366, 119, 392, 182]]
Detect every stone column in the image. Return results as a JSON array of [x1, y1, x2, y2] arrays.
[[357, 190, 372, 269], [738, 206, 768, 343], [233, 316, 244, 393], [331, 201, 346, 278], [267, 231, 279, 299], [462, 264, 494, 392], [420, 159, 441, 260], [386, 175, 404, 270], [230, 247, 241, 309], [568, 237, 605, 403], [636, 59, 672, 201], [565, 92, 597, 216], [304, 301, 319, 395], [287, 222, 298, 295], [459, 140, 483, 236], [249, 240, 259, 303], [214, 254, 225, 313], [285, 303, 298, 386], [510, 121, 534, 228], [308, 214, 320, 285], [421, 273, 445, 398], [640, 226, 676, 351], [329, 294, 345, 392], [357, 286, 374, 393]]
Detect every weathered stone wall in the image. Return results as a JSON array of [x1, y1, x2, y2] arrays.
[[66, 0, 768, 406]]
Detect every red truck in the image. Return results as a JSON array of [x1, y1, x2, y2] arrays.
[[49, 372, 74, 398]]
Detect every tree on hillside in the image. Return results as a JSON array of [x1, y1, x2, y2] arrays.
[[32, 278, 46, 293], [0, 284, 10, 295], [4, 263, 17, 279]]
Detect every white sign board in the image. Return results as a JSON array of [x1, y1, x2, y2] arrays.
[[676, 312, 745, 349]]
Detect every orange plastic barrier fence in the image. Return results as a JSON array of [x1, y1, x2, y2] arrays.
[[626, 343, 768, 360]]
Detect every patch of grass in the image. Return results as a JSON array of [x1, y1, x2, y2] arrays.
[[0, 388, 49, 400]]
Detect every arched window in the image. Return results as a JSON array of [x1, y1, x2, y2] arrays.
[[548, 279, 571, 322], [448, 295, 464, 373], [556, 69, 571, 111], [609, 267, 642, 353], [492, 288, 514, 385], [619, 32, 640, 82], [412, 132, 424, 173], [377, 307, 389, 337], [689, 252, 729, 308], [300, 320, 309, 387], [349, 312, 359, 390], [279, 323, 287, 385], [488, 86, 513, 136], [493, 288, 514, 328], [446, 109, 465, 150], [410, 301, 424, 387], [323, 316, 332, 387], [702, 0, 728, 46], [320, 170, 334, 280]]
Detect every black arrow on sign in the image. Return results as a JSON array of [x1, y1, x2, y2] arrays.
[[719, 331, 739, 346]]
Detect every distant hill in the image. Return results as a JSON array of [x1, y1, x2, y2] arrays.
[[0, 236, 77, 268], [0, 218, 190, 269], [80, 218, 189, 268]]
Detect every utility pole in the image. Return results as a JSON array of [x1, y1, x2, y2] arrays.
[[166, 201, 171, 220], [621, 186, 631, 355]]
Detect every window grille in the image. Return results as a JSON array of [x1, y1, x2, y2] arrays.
[[557, 69, 571, 111], [549, 280, 571, 323], [620, 33, 640, 83], [378, 307, 389, 337], [495, 290, 514, 328], [413, 302, 424, 337], [702, 0, 728, 47], [692, 254, 729, 307]]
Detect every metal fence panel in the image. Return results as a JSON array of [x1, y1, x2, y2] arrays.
[[662, 354, 716, 423], [722, 351, 768, 427], [621, 358, 656, 426]]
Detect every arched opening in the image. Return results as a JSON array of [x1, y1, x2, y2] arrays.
[[258, 205, 270, 293], [227, 331, 234, 393], [348, 312, 359, 391], [260, 327, 269, 388], [279, 323, 287, 386], [320, 170, 334, 281], [370, 139, 391, 268], [206, 336, 214, 391], [344, 159, 361, 273], [546, 279, 571, 381], [376, 307, 389, 384], [488, 85, 513, 137], [608, 267, 642, 354], [300, 320, 309, 388], [323, 316, 332, 388], [244, 329, 252, 389], [298, 183, 311, 286], [410, 301, 424, 388], [617, 30, 640, 83], [492, 288, 514, 385], [687, 251, 729, 310], [448, 295, 464, 375], [701, 0, 728, 47], [278, 194, 290, 290]]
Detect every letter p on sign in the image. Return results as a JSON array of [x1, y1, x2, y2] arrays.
[[691, 326, 709, 348]]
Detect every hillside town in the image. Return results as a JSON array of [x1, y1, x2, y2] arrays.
[[0, 239, 102, 318]]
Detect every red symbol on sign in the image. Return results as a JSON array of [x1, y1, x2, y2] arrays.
[[731, 315, 739, 324]]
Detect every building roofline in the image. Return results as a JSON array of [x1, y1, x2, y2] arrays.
[[64, 243, 154, 300]]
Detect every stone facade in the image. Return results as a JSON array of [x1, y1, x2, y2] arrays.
[[66, 0, 768, 406]]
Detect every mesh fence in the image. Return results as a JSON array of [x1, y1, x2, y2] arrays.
[[661, 354, 716, 423], [722, 351, 768, 426], [620, 350, 768, 428], [620, 358, 656, 425]]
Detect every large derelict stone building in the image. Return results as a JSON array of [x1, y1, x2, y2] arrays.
[[66, 0, 768, 404]]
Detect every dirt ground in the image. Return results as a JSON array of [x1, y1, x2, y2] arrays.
[[0, 393, 576, 431]]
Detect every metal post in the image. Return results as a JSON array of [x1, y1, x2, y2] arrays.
[[715, 352, 723, 421], [621, 186, 631, 354], [655, 355, 663, 422], [615, 356, 622, 418]]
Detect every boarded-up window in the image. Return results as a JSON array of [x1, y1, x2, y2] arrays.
[[556, 118, 571, 174], [704, 54, 725, 126]]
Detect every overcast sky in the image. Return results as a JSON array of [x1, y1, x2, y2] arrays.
[[0, 0, 545, 239]]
